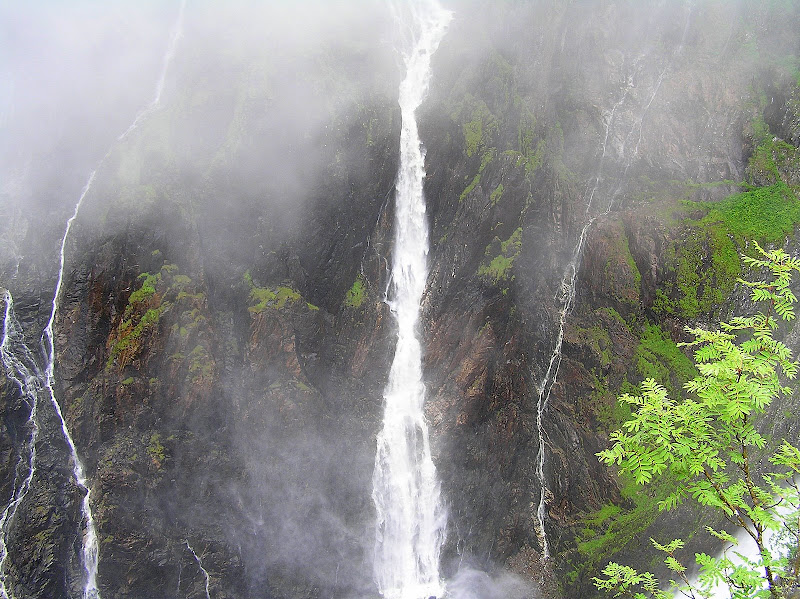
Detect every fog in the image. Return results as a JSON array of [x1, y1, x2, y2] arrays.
[[0, 1, 799, 598]]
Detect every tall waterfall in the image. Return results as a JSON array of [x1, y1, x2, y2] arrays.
[[42, 173, 101, 599], [0, 3, 188, 597], [532, 3, 693, 562], [371, 2, 451, 598], [0, 292, 40, 599]]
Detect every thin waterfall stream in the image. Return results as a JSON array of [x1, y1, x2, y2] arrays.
[[533, 3, 692, 560], [0, 3, 187, 596], [371, 2, 451, 598]]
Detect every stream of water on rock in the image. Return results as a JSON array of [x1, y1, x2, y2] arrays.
[[371, 2, 451, 598], [0, 292, 41, 599], [0, 3, 187, 597], [533, 4, 692, 563]]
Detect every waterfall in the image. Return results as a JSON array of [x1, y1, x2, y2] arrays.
[[0, 2, 190, 596], [371, 2, 451, 598], [533, 3, 693, 561], [119, 0, 187, 141], [184, 541, 211, 599], [0, 291, 40, 599], [41, 173, 101, 598]]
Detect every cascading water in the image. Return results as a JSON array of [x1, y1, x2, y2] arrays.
[[42, 173, 101, 598], [532, 5, 692, 560], [184, 541, 211, 599], [371, 2, 451, 598], [0, 3, 188, 596], [119, 0, 187, 141], [0, 291, 40, 599]]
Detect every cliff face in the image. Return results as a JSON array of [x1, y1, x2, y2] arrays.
[[1, 1, 800, 598]]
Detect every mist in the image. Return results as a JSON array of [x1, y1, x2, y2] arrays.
[[0, 1, 798, 599]]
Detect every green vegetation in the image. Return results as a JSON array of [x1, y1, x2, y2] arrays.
[[653, 224, 741, 320], [344, 274, 367, 308], [187, 345, 213, 384], [248, 285, 301, 312], [478, 227, 522, 284], [244, 270, 314, 313], [701, 182, 800, 243], [575, 473, 676, 577], [489, 183, 504, 206], [573, 326, 613, 368], [108, 262, 201, 370], [634, 324, 697, 398], [594, 244, 800, 599], [460, 99, 498, 157], [460, 150, 494, 202], [653, 116, 800, 319], [146, 433, 166, 469], [621, 233, 641, 291]]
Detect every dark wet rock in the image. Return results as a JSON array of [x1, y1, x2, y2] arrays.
[[1, 2, 800, 598]]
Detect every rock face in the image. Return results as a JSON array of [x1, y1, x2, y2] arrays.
[[1, 2, 800, 598]]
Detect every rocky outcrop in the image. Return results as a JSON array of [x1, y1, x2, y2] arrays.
[[1, 2, 799, 598]]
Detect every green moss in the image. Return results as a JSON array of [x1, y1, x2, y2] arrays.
[[452, 96, 498, 158], [187, 345, 213, 383], [109, 263, 202, 370], [248, 285, 301, 312], [459, 150, 494, 202], [244, 271, 305, 313], [125, 272, 160, 317], [146, 432, 166, 468], [463, 119, 483, 158], [591, 373, 632, 433], [574, 473, 676, 580], [700, 183, 800, 243], [176, 291, 205, 302], [489, 184, 504, 206], [621, 234, 641, 290], [634, 323, 697, 397], [121, 377, 135, 386], [654, 117, 800, 318], [460, 174, 481, 202], [654, 226, 740, 320], [573, 326, 613, 367], [172, 274, 192, 287], [344, 275, 366, 308], [597, 307, 629, 329], [478, 227, 522, 284]]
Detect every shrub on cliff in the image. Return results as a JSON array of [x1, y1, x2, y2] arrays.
[[595, 242, 800, 599]]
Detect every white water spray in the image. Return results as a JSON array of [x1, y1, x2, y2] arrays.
[[0, 291, 41, 599], [371, 2, 451, 598], [184, 541, 211, 599]]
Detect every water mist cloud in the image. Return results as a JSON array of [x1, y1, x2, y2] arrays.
[[446, 566, 539, 599]]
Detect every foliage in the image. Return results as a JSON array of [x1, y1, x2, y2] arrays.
[[635, 324, 697, 398], [478, 227, 522, 284], [344, 274, 367, 308], [653, 117, 800, 320], [595, 243, 800, 599], [653, 226, 741, 320], [244, 271, 307, 313], [490, 183, 505, 206], [701, 183, 800, 244], [460, 150, 494, 202]]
